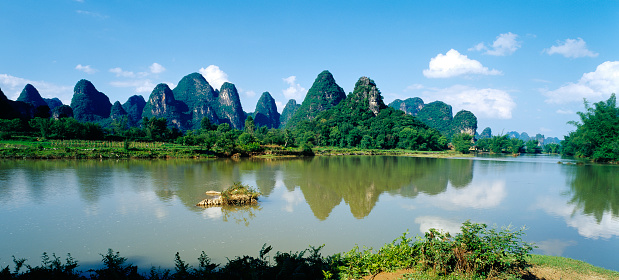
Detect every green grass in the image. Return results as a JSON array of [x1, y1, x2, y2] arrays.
[[529, 254, 619, 278]]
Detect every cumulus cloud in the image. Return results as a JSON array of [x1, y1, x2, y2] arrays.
[[199, 65, 229, 90], [423, 49, 501, 78], [149, 62, 165, 74], [0, 74, 72, 103], [75, 64, 97, 74], [282, 76, 307, 101], [545, 38, 598, 58], [109, 67, 135, 78], [543, 61, 619, 104], [469, 32, 521, 56], [423, 85, 516, 119]]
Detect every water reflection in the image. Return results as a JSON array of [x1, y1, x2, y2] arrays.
[[567, 165, 619, 223], [288, 157, 475, 219], [537, 164, 619, 239]]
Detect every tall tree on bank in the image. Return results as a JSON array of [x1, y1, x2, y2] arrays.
[[562, 93, 619, 162]]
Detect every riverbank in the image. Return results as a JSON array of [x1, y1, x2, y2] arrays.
[[0, 139, 469, 160]]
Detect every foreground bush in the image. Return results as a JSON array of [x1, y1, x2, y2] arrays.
[[0, 221, 534, 280]]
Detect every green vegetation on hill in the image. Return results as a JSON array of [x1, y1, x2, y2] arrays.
[[286, 70, 346, 128], [417, 101, 453, 136], [279, 99, 300, 128], [388, 97, 424, 116], [293, 77, 446, 151], [253, 92, 280, 129], [70, 79, 112, 123]]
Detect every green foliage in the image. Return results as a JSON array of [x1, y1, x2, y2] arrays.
[[417, 101, 453, 136], [562, 93, 619, 162], [508, 138, 524, 154], [452, 133, 473, 154], [418, 221, 534, 277], [544, 143, 561, 154], [525, 140, 541, 154]]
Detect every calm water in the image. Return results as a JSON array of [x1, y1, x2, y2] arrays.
[[1, 155, 618, 272]]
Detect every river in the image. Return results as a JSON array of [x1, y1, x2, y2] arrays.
[[0, 155, 617, 272]]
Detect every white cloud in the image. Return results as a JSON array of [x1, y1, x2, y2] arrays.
[[0, 74, 72, 103], [556, 109, 574, 115], [543, 61, 619, 104], [415, 216, 463, 235], [75, 64, 97, 74], [149, 63, 165, 74], [423, 180, 507, 209], [545, 38, 598, 58], [535, 195, 619, 239], [110, 80, 156, 93], [76, 10, 108, 19], [423, 49, 501, 78], [199, 65, 229, 90], [109, 67, 135, 78], [404, 84, 424, 91], [282, 76, 307, 101], [282, 188, 304, 213], [469, 32, 521, 56], [245, 90, 256, 97], [423, 85, 516, 119], [536, 239, 577, 256]]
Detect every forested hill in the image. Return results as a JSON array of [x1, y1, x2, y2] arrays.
[[388, 98, 478, 138], [2, 70, 472, 148], [291, 76, 447, 150]]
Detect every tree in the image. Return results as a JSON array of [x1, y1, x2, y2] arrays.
[[244, 116, 256, 134], [452, 133, 473, 154], [562, 93, 619, 162], [525, 140, 541, 154]]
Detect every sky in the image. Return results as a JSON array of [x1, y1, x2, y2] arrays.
[[1, 0, 618, 138]]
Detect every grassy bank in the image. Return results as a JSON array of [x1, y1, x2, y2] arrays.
[[0, 139, 469, 160]]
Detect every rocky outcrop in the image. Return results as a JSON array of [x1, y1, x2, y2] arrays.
[[17, 84, 47, 108], [122, 95, 146, 125], [286, 70, 346, 128], [253, 92, 280, 129], [279, 99, 300, 128], [344, 76, 387, 116], [388, 97, 424, 116], [143, 83, 188, 130], [451, 110, 477, 136], [110, 101, 128, 121], [0, 87, 22, 119], [478, 127, 492, 139], [70, 79, 112, 122], [44, 98, 63, 111], [218, 82, 246, 129], [172, 73, 219, 130]]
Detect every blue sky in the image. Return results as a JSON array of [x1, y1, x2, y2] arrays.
[[1, 0, 618, 138]]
